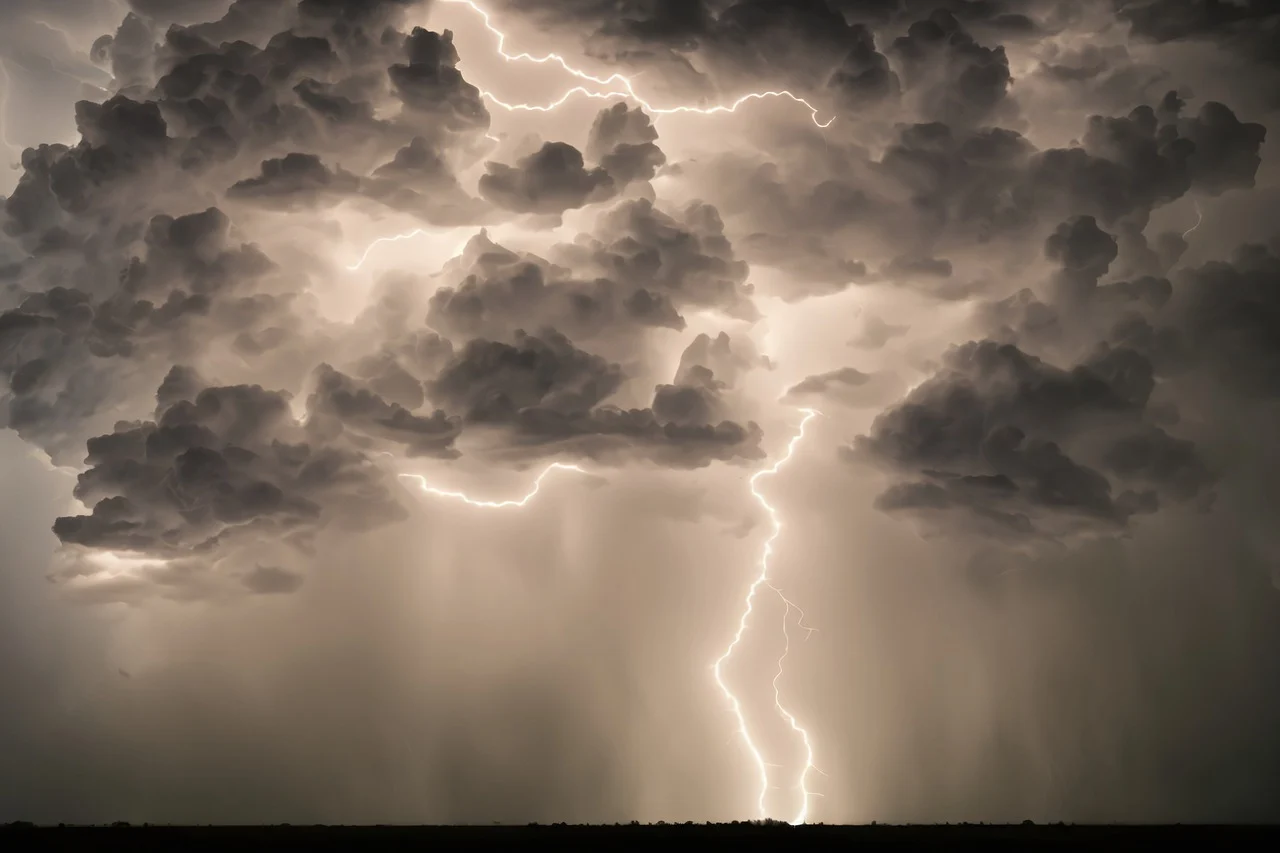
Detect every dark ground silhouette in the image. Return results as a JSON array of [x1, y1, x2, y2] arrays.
[[5, 821, 1279, 850]]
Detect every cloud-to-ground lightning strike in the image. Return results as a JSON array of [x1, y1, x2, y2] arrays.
[[399, 462, 588, 508], [712, 408, 822, 824], [769, 585, 823, 823], [364, 4, 830, 821], [439, 0, 836, 128]]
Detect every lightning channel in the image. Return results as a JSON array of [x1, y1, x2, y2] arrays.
[[398, 461, 588, 508], [346, 228, 439, 271], [769, 585, 820, 825], [439, 0, 835, 128], [1182, 200, 1203, 240], [712, 407, 821, 822], [369, 3, 831, 819], [345, 227, 481, 271], [352, 2, 835, 272]]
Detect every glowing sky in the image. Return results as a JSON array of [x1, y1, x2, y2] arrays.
[[3, 0, 1280, 827]]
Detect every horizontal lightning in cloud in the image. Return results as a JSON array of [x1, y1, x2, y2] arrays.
[[346, 229, 438, 271], [440, 0, 835, 128], [712, 407, 822, 822], [481, 85, 835, 128], [399, 462, 589, 508], [346, 228, 478, 271], [354, 2, 833, 272]]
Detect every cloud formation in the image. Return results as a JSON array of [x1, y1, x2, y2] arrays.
[[3, 0, 1280, 828], [51, 365, 409, 601]]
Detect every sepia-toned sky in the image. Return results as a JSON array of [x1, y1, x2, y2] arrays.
[[2, 0, 1279, 826]]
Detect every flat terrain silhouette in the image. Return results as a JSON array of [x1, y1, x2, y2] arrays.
[[6, 821, 1278, 850]]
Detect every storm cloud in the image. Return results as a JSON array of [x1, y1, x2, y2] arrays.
[[3, 0, 1280, 829]]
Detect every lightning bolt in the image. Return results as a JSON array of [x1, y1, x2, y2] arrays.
[[346, 228, 440, 271], [769, 584, 823, 824], [363, 3, 831, 821], [345, 228, 479, 271], [439, 0, 836, 128], [1182, 200, 1202, 240], [393, 412, 825, 822], [712, 407, 821, 824], [351, 2, 835, 271], [398, 461, 588, 508]]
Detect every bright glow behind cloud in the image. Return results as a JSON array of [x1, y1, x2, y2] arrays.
[[2, 0, 1280, 828]]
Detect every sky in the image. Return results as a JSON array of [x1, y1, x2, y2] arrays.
[[1, 0, 1279, 826]]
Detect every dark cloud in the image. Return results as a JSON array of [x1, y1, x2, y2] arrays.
[[888, 10, 1014, 127], [1116, 0, 1280, 67], [477, 105, 668, 221], [127, 0, 236, 24], [466, 0, 899, 130], [227, 152, 362, 207], [980, 213, 1180, 364], [827, 21, 900, 111], [344, 272, 458, 409], [674, 331, 770, 390], [1177, 99, 1269, 195], [363, 136, 485, 224], [0, 205, 310, 463], [306, 363, 462, 458], [3, 0, 1280, 826], [673, 87, 1265, 300], [652, 366, 726, 427], [390, 26, 491, 133], [428, 197, 757, 347], [849, 338, 1215, 541], [884, 254, 954, 280], [1158, 241, 1280, 400], [585, 103, 667, 187], [551, 198, 759, 322], [241, 563, 304, 594], [2, 0, 510, 468], [478, 141, 617, 218], [49, 366, 409, 600], [428, 329, 623, 424], [850, 315, 910, 349], [785, 366, 870, 405], [426, 328, 765, 468], [425, 230, 685, 346], [856, 207, 1245, 541]]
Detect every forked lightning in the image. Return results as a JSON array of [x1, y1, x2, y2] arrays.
[[399, 462, 588, 508], [381, 1, 830, 822], [439, 0, 835, 128], [712, 408, 822, 824]]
